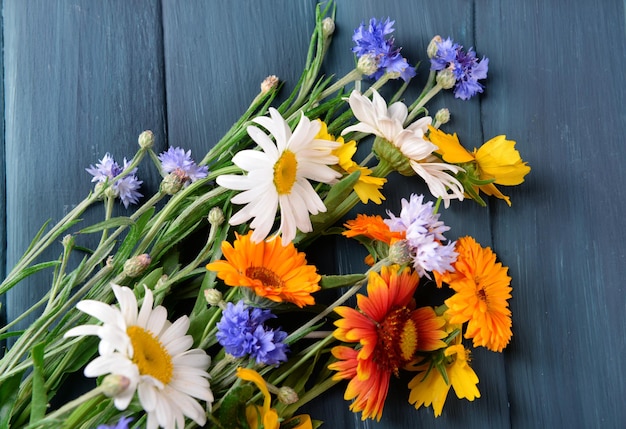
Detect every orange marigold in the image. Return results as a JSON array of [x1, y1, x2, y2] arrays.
[[342, 214, 404, 245], [438, 236, 513, 352], [206, 231, 321, 307]]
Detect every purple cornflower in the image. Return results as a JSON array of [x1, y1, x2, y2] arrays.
[[352, 17, 416, 82], [385, 194, 457, 277], [158, 147, 208, 184], [96, 416, 133, 429], [86, 153, 143, 208], [430, 37, 489, 100], [216, 301, 289, 366]]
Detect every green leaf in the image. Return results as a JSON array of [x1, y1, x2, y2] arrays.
[[0, 261, 60, 295], [319, 273, 366, 289], [218, 385, 254, 429], [0, 369, 26, 428], [78, 217, 134, 234], [30, 343, 47, 423], [115, 207, 155, 263], [0, 330, 25, 342]]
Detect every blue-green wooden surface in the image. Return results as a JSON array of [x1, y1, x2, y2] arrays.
[[2, 0, 625, 427]]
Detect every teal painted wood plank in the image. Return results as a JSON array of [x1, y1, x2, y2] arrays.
[[3, 0, 167, 332], [0, 4, 6, 335], [476, 0, 626, 427]]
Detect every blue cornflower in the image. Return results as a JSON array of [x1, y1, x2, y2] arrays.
[[86, 153, 143, 208], [385, 194, 457, 277], [352, 17, 416, 82], [158, 147, 208, 184], [96, 416, 133, 429], [216, 301, 289, 365], [430, 37, 489, 100]]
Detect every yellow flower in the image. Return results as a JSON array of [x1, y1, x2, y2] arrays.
[[206, 231, 321, 307], [428, 126, 530, 206], [317, 120, 387, 204], [407, 344, 480, 417], [237, 367, 280, 429]]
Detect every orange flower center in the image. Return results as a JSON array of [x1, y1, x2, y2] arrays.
[[375, 307, 419, 376], [246, 266, 284, 289], [273, 150, 298, 194]]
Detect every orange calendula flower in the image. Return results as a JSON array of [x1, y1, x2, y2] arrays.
[[317, 121, 387, 204], [407, 343, 480, 417], [437, 236, 513, 352], [328, 265, 447, 421], [342, 213, 404, 245], [206, 231, 321, 307], [428, 126, 530, 206]]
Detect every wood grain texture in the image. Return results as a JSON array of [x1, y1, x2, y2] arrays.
[[476, 1, 626, 427], [3, 0, 626, 428]]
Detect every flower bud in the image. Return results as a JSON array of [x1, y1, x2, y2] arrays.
[[427, 35, 442, 58], [277, 386, 299, 405], [322, 17, 335, 37], [357, 53, 380, 76], [123, 254, 151, 278], [436, 69, 456, 90], [104, 186, 118, 200], [161, 169, 187, 195], [138, 130, 154, 149], [101, 374, 131, 397], [388, 239, 413, 265], [62, 234, 75, 249], [208, 207, 225, 226], [204, 288, 223, 306], [434, 108, 451, 126], [261, 75, 279, 94]]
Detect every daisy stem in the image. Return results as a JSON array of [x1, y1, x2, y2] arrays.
[[317, 69, 362, 100]]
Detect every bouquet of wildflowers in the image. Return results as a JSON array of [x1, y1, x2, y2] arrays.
[[0, 2, 530, 428]]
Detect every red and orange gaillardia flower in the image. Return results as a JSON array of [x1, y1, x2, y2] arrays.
[[436, 236, 513, 352], [206, 231, 321, 307], [328, 265, 447, 421]]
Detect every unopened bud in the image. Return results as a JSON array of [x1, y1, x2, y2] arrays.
[[104, 186, 118, 200], [388, 239, 413, 265], [123, 254, 151, 278], [204, 288, 224, 307], [208, 207, 225, 226], [261, 75, 279, 94], [138, 130, 154, 149], [161, 169, 187, 195], [357, 54, 380, 76], [436, 69, 456, 90], [434, 108, 451, 126], [101, 374, 131, 397], [427, 35, 442, 59], [277, 386, 299, 405], [322, 17, 335, 37], [62, 234, 75, 249]]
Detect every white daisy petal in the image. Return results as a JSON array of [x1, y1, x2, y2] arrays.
[[113, 283, 138, 326], [146, 305, 168, 335]]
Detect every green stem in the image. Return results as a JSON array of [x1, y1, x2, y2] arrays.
[[406, 83, 443, 125], [317, 68, 362, 100]]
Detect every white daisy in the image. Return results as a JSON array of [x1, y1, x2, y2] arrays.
[[342, 89, 465, 207], [217, 108, 341, 245], [64, 284, 213, 429]]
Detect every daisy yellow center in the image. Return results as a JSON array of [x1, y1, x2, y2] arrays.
[[246, 266, 284, 289], [375, 307, 419, 376], [127, 325, 173, 384], [273, 150, 298, 195]]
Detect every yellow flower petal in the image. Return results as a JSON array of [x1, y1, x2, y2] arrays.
[[428, 126, 475, 164], [475, 135, 531, 185], [237, 367, 279, 428]]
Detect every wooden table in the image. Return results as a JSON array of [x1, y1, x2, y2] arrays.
[[2, 1, 624, 427]]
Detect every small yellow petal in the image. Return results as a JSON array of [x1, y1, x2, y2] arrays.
[[475, 135, 531, 185], [428, 126, 475, 164]]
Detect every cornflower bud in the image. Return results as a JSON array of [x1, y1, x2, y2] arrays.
[[123, 254, 151, 278], [62, 234, 75, 249], [388, 239, 413, 265], [322, 17, 335, 37], [204, 288, 224, 307], [436, 69, 456, 90], [357, 53, 380, 76], [277, 386, 299, 405], [434, 108, 451, 126], [138, 130, 154, 149], [427, 35, 442, 59], [208, 207, 225, 226], [161, 169, 187, 195], [261, 75, 279, 94], [101, 374, 131, 397]]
